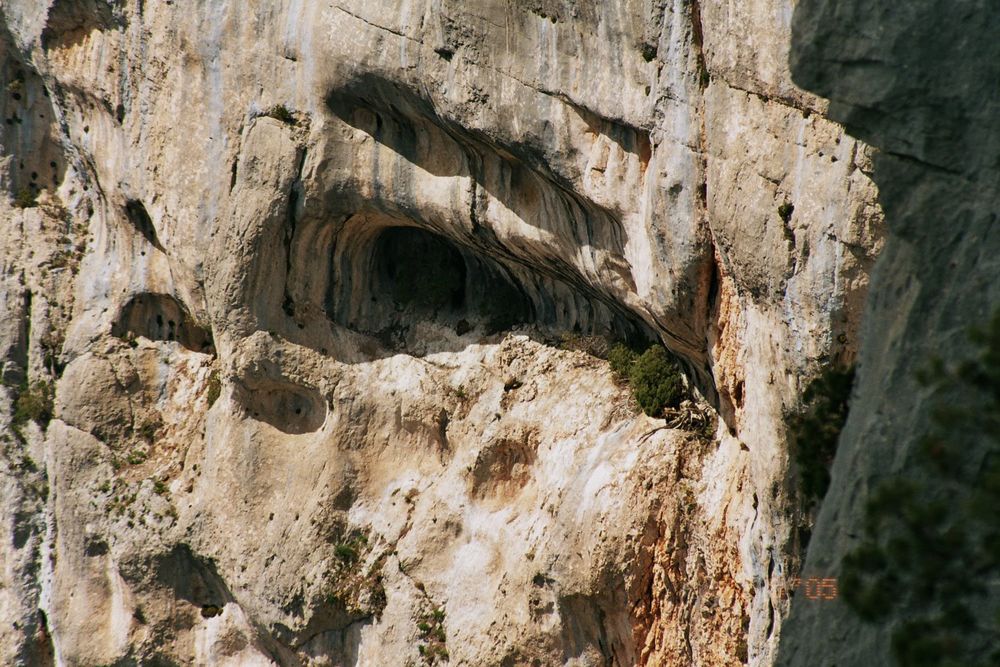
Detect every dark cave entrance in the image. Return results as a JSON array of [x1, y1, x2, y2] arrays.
[[375, 227, 467, 316], [112, 293, 214, 353], [331, 224, 535, 338], [313, 214, 658, 358]]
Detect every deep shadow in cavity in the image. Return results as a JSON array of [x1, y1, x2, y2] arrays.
[[358, 226, 533, 335], [124, 200, 165, 252], [148, 545, 295, 663], [377, 228, 467, 315], [324, 223, 651, 355], [41, 0, 123, 51], [112, 293, 215, 353], [154, 544, 233, 614], [231, 376, 326, 435]]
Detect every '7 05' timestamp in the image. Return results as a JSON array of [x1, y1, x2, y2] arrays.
[[790, 577, 838, 600]]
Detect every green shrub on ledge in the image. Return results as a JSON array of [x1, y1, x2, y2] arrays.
[[13, 187, 37, 209], [12, 380, 54, 430], [608, 343, 685, 418]]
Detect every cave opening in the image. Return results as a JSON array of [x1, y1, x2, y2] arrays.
[[112, 293, 215, 354], [313, 214, 658, 359], [329, 225, 535, 340], [375, 227, 468, 316]]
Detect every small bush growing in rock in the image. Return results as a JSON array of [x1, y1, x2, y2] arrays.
[[267, 104, 295, 124], [126, 449, 148, 465], [629, 345, 685, 417], [13, 380, 54, 430], [13, 187, 37, 209], [608, 343, 685, 417], [205, 370, 222, 407], [334, 531, 368, 566], [335, 542, 359, 564], [777, 201, 794, 223], [608, 343, 638, 381], [788, 365, 855, 506], [136, 417, 160, 443]]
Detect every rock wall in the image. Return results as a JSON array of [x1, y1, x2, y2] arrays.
[[778, 2, 1000, 665], [0, 1, 882, 665]]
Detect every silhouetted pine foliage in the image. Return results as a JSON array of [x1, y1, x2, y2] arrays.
[[789, 365, 856, 505], [840, 310, 1000, 667]]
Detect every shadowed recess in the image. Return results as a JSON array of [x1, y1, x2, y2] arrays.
[[232, 376, 326, 435], [0, 31, 68, 197], [124, 200, 166, 252], [112, 293, 215, 353], [155, 544, 233, 613], [41, 0, 122, 50], [335, 225, 534, 335], [321, 219, 651, 350]]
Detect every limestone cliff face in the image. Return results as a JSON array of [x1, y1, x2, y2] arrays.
[[0, 1, 881, 665]]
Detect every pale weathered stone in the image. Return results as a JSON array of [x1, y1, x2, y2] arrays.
[[0, 1, 884, 665]]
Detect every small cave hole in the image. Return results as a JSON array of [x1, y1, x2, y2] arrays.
[[112, 293, 215, 353], [147, 545, 233, 619]]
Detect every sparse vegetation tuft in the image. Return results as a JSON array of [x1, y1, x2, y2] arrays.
[[13, 187, 37, 209], [267, 104, 295, 125], [778, 201, 794, 224], [125, 449, 148, 466], [205, 370, 222, 407], [323, 526, 386, 620], [788, 365, 855, 506], [608, 343, 639, 381], [416, 606, 449, 664], [557, 332, 610, 358], [12, 380, 54, 433], [335, 542, 360, 564], [136, 417, 160, 443]]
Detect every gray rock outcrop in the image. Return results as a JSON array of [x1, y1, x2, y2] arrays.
[[778, 2, 1000, 665]]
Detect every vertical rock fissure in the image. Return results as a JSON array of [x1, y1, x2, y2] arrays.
[[282, 146, 308, 319]]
